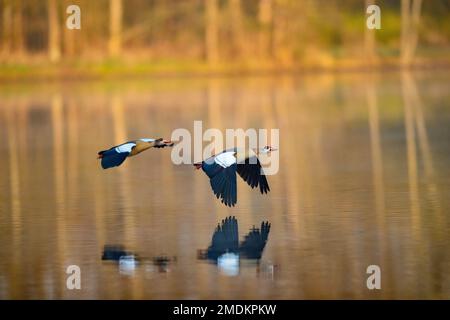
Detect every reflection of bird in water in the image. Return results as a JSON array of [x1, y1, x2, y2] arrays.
[[217, 253, 240, 276], [152, 255, 177, 273], [101, 245, 130, 261], [203, 216, 239, 260], [97, 138, 173, 169], [198, 216, 271, 261], [240, 221, 271, 259], [119, 255, 138, 275], [194, 146, 276, 206], [101, 245, 176, 273], [119, 255, 138, 267]]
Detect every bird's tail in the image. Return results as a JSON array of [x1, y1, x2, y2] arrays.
[[194, 162, 202, 170]]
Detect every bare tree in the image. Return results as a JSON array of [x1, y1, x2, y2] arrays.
[[228, 0, 244, 58], [272, 0, 300, 64], [205, 0, 219, 65], [258, 0, 272, 60], [2, 0, 13, 57], [364, 0, 376, 62], [109, 0, 123, 57], [48, 0, 61, 62], [401, 0, 422, 66], [63, 0, 75, 57], [13, 0, 24, 54]]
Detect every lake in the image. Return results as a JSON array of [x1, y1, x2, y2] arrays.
[[0, 71, 449, 299]]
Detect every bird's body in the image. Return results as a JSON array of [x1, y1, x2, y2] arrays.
[[195, 146, 275, 207], [98, 138, 173, 169]]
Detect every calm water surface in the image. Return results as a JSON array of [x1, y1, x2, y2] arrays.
[[0, 71, 449, 299]]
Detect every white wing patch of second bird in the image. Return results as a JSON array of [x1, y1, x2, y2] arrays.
[[214, 151, 237, 168], [115, 142, 136, 153]]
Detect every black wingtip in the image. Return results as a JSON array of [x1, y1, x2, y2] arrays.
[[260, 184, 270, 194]]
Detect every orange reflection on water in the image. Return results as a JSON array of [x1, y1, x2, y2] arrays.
[[0, 72, 449, 299]]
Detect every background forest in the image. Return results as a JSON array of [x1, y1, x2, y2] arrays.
[[0, 0, 449, 78]]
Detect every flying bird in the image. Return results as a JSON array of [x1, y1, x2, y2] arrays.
[[98, 138, 173, 169], [194, 146, 276, 207]]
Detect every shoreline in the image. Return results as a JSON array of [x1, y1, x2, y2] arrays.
[[1, 58, 450, 83]]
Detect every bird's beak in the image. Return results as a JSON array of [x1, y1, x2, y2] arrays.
[[163, 140, 174, 147], [271, 147, 278, 151]]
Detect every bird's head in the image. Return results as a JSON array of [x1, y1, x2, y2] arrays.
[[154, 138, 174, 148], [260, 145, 278, 154]]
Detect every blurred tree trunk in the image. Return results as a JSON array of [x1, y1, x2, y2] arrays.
[[13, 0, 24, 54], [205, 0, 219, 65], [228, 0, 244, 58], [272, 0, 295, 64], [258, 0, 272, 60], [2, 0, 13, 57], [271, 1, 280, 61], [64, 0, 75, 57], [64, 27, 76, 57], [400, 0, 409, 61], [409, 0, 422, 62], [48, 0, 61, 62], [364, 0, 376, 62], [401, 0, 422, 66], [109, 0, 123, 57]]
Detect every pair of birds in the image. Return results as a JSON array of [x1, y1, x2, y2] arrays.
[[97, 137, 277, 207]]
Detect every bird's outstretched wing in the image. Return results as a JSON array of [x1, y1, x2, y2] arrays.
[[239, 221, 271, 259], [236, 155, 270, 194], [207, 216, 239, 260], [202, 152, 238, 207], [98, 142, 135, 169]]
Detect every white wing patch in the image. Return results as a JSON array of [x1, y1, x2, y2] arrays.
[[140, 138, 155, 143], [214, 151, 236, 168], [115, 142, 136, 153]]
